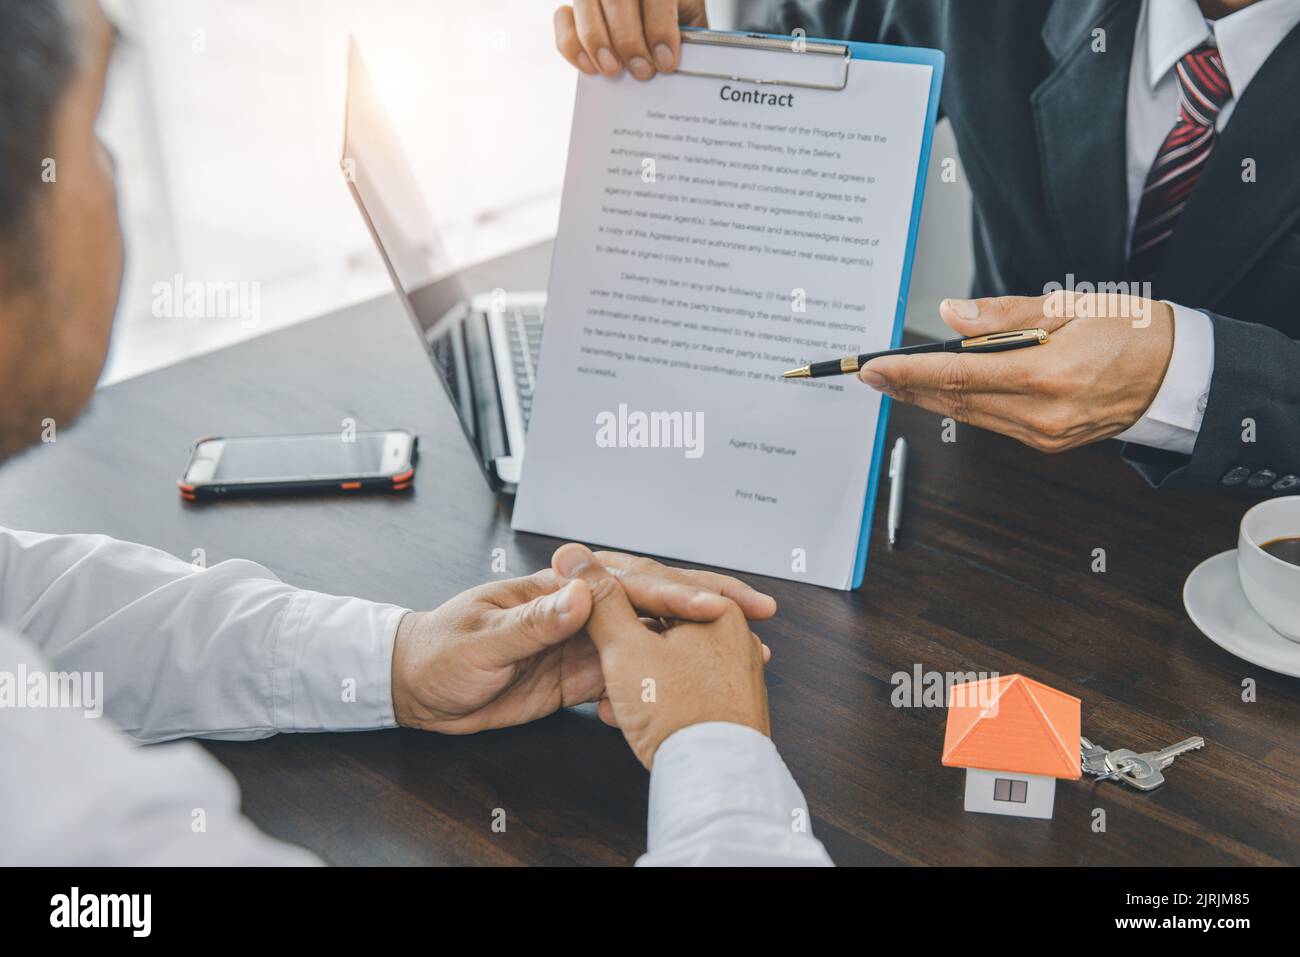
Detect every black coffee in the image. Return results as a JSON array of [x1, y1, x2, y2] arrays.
[[1261, 536, 1300, 566]]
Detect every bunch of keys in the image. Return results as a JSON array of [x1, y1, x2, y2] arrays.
[[1080, 735, 1205, 791]]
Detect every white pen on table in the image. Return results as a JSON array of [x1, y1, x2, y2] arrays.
[[888, 437, 907, 547]]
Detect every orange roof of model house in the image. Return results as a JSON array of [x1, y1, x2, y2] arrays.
[[942, 674, 1081, 779]]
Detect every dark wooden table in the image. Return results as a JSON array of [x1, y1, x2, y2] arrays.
[[3, 277, 1297, 866]]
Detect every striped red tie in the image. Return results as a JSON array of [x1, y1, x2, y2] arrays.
[[1128, 42, 1233, 280]]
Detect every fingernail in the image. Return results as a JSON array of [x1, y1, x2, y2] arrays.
[[628, 56, 653, 79], [944, 297, 980, 320], [859, 369, 887, 390], [575, 51, 596, 74], [653, 44, 674, 71], [596, 48, 620, 73], [555, 546, 592, 579]]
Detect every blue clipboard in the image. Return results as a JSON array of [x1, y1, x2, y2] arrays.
[[680, 29, 945, 589]]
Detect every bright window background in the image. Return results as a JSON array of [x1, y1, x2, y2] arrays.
[[97, 0, 584, 383]]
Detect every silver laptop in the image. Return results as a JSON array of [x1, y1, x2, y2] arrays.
[[341, 37, 543, 492]]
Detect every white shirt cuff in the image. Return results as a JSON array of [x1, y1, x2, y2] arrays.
[[271, 591, 407, 732], [645, 721, 811, 851], [1113, 302, 1214, 455]]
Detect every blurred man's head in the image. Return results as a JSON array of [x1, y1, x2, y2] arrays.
[[0, 0, 122, 462]]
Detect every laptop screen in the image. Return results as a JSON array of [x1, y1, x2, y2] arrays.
[[341, 38, 503, 471]]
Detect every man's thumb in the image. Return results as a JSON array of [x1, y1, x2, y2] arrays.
[[552, 543, 643, 652], [938, 294, 1062, 335], [493, 579, 590, 659]]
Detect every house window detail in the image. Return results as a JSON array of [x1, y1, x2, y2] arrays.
[[993, 778, 1028, 803]]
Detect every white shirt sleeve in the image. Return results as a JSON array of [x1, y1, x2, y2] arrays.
[[0, 527, 407, 743], [1, 527, 831, 865], [638, 722, 834, 866], [1112, 302, 1215, 455], [0, 626, 319, 865]]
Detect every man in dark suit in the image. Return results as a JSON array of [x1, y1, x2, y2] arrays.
[[552, 0, 1300, 492]]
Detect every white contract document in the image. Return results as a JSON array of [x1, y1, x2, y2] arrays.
[[513, 31, 944, 589]]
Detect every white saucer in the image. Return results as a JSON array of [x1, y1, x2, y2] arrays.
[[1184, 549, 1300, 677]]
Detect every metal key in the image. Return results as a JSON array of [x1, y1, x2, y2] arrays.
[[1110, 737, 1206, 791], [1081, 737, 1138, 782], [1106, 749, 1163, 790], [1142, 736, 1205, 769], [1080, 737, 1110, 776]]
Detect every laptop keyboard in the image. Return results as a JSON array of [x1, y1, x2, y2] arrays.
[[505, 304, 544, 428]]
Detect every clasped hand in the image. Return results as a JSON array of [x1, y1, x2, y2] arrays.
[[392, 543, 775, 768]]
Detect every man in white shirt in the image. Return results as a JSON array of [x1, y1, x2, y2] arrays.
[[0, 0, 831, 866], [554, 0, 1300, 491]]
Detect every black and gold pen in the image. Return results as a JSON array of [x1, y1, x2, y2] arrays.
[[782, 328, 1049, 379]]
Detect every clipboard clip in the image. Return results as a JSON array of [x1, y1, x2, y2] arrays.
[[677, 30, 852, 92]]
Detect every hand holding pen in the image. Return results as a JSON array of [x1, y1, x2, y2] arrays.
[[812, 295, 1175, 456]]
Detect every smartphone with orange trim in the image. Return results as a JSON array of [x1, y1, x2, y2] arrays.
[[178, 429, 417, 501]]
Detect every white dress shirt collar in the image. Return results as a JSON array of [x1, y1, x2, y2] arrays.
[[1144, 0, 1300, 99]]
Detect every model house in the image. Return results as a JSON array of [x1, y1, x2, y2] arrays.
[[942, 674, 1081, 819]]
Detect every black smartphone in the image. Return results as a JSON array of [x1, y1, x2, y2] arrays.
[[178, 429, 417, 501]]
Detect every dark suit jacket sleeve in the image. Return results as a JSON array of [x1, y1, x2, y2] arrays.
[[1122, 311, 1300, 489]]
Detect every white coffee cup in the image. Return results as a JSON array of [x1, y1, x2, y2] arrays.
[[1237, 496, 1300, 642]]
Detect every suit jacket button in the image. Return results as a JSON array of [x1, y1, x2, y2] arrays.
[[1247, 469, 1278, 488], [1221, 466, 1251, 486], [1272, 474, 1300, 492]]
